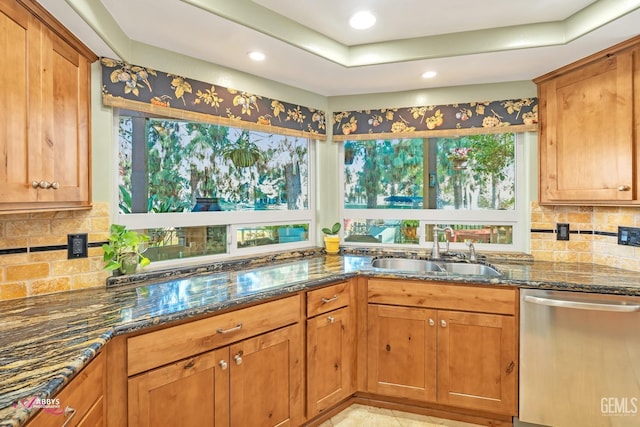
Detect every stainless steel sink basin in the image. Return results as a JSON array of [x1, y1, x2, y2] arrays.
[[370, 258, 444, 273], [440, 262, 501, 277], [370, 258, 501, 277]]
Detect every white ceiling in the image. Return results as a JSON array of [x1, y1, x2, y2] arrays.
[[37, 0, 640, 97]]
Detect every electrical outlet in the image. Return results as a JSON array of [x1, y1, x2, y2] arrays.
[[67, 233, 88, 259], [556, 223, 570, 241], [618, 226, 640, 247]]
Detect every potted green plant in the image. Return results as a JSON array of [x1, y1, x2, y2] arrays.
[[103, 224, 151, 275], [321, 222, 341, 254], [222, 130, 262, 168]]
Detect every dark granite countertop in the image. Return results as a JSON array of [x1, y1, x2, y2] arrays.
[[1, 251, 639, 426]]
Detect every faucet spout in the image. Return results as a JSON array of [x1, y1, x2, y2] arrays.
[[467, 242, 477, 262]]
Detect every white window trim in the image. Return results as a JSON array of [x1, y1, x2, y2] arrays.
[[339, 133, 528, 252], [110, 112, 318, 266]]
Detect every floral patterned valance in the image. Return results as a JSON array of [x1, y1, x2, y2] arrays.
[[332, 98, 538, 141], [100, 58, 327, 140]]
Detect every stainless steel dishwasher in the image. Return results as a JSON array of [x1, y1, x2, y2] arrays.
[[519, 289, 640, 427]]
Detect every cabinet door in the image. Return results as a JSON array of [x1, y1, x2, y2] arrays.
[[36, 26, 90, 204], [28, 352, 105, 427], [436, 310, 517, 415], [538, 49, 634, 202], [128, 348, 230, 427], [229, 324, 303, 427], [0, 1, 38, 203], [367, 304, 437, 402], [307, 306, 355, 415]]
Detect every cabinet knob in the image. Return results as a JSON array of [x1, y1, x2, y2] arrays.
[[327, 316, 335, 324], [440, 320, 447, 328], [617, 185, 631, 191], [61, 406, 77, 427], [234, 352, 243, 365], [428, 318, 435, 326], [219, 360, 228, 370]]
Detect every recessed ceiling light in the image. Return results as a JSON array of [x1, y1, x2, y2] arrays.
[[248, 51, 266, 61], [349, 11, 376, 30], [421, 71, 437, 79]]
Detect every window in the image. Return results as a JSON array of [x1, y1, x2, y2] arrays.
[[341, 133, 526, 251], [115, 110, 314, 266]]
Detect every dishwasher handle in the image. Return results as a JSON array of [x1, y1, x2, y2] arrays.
[[524, 295, 640, 312]]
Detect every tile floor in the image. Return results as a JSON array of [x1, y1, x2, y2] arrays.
[[319, 404, 484, 427]]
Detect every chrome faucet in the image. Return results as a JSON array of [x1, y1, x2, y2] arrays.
[[432, 227, 455, 259], [467, 241, 477, 262]]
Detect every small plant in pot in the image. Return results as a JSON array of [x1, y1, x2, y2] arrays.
[[321, 222, 341, 255], [103, 224, 151, 275]]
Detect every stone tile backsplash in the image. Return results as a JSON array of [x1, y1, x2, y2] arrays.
[[0, 203, 110, 301], [530, 202, 640, 271]]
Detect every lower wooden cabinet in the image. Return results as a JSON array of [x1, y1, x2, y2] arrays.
[[128, 348, 228, 427], [129, 325, 302, 426], [366, 279, 518, 416], [306, 281, 356, 417], [126, 296, 303, 427], [367, 304, 437, 402], [28, 352, 105, 427], [436, 310, 517, 414]]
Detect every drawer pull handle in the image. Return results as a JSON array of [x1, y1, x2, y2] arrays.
[[31, 180, 60, 190], [184, 359, 195, 369], [61, 406, 77, 427], [321, 294, 338, 304], [219, 360, 228, 370], [618, 185, 631, 191], [217, 323, 243, 334]]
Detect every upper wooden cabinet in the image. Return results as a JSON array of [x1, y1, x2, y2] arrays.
[[536, 36, 640, 205], [0, 0, 96, 213]]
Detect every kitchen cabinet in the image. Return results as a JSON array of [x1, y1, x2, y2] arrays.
[[0, 0, 96, 212], [306, 281, 356, 416], [126, 295, 303, 427], [366, 279, 518, 416], [28, 351, 105, 427], [535, 35, 640, 204]]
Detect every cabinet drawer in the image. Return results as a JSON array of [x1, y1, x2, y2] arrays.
[[128, 295, 301, 375], [367, 279, 516, 315], [307, 281, 351, 317], [28, 352, 105, 427]]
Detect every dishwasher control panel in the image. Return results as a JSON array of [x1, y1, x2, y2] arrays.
[[618, 226, 640, 247]]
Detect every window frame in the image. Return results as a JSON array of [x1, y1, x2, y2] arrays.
[[339, 132, 529, 252], [110, 109, 317, 267]]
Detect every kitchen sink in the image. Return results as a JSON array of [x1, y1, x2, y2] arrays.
[[370, 257, 501, 277], [370, 258, 444, 273], [439, 262, 501, 277]]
